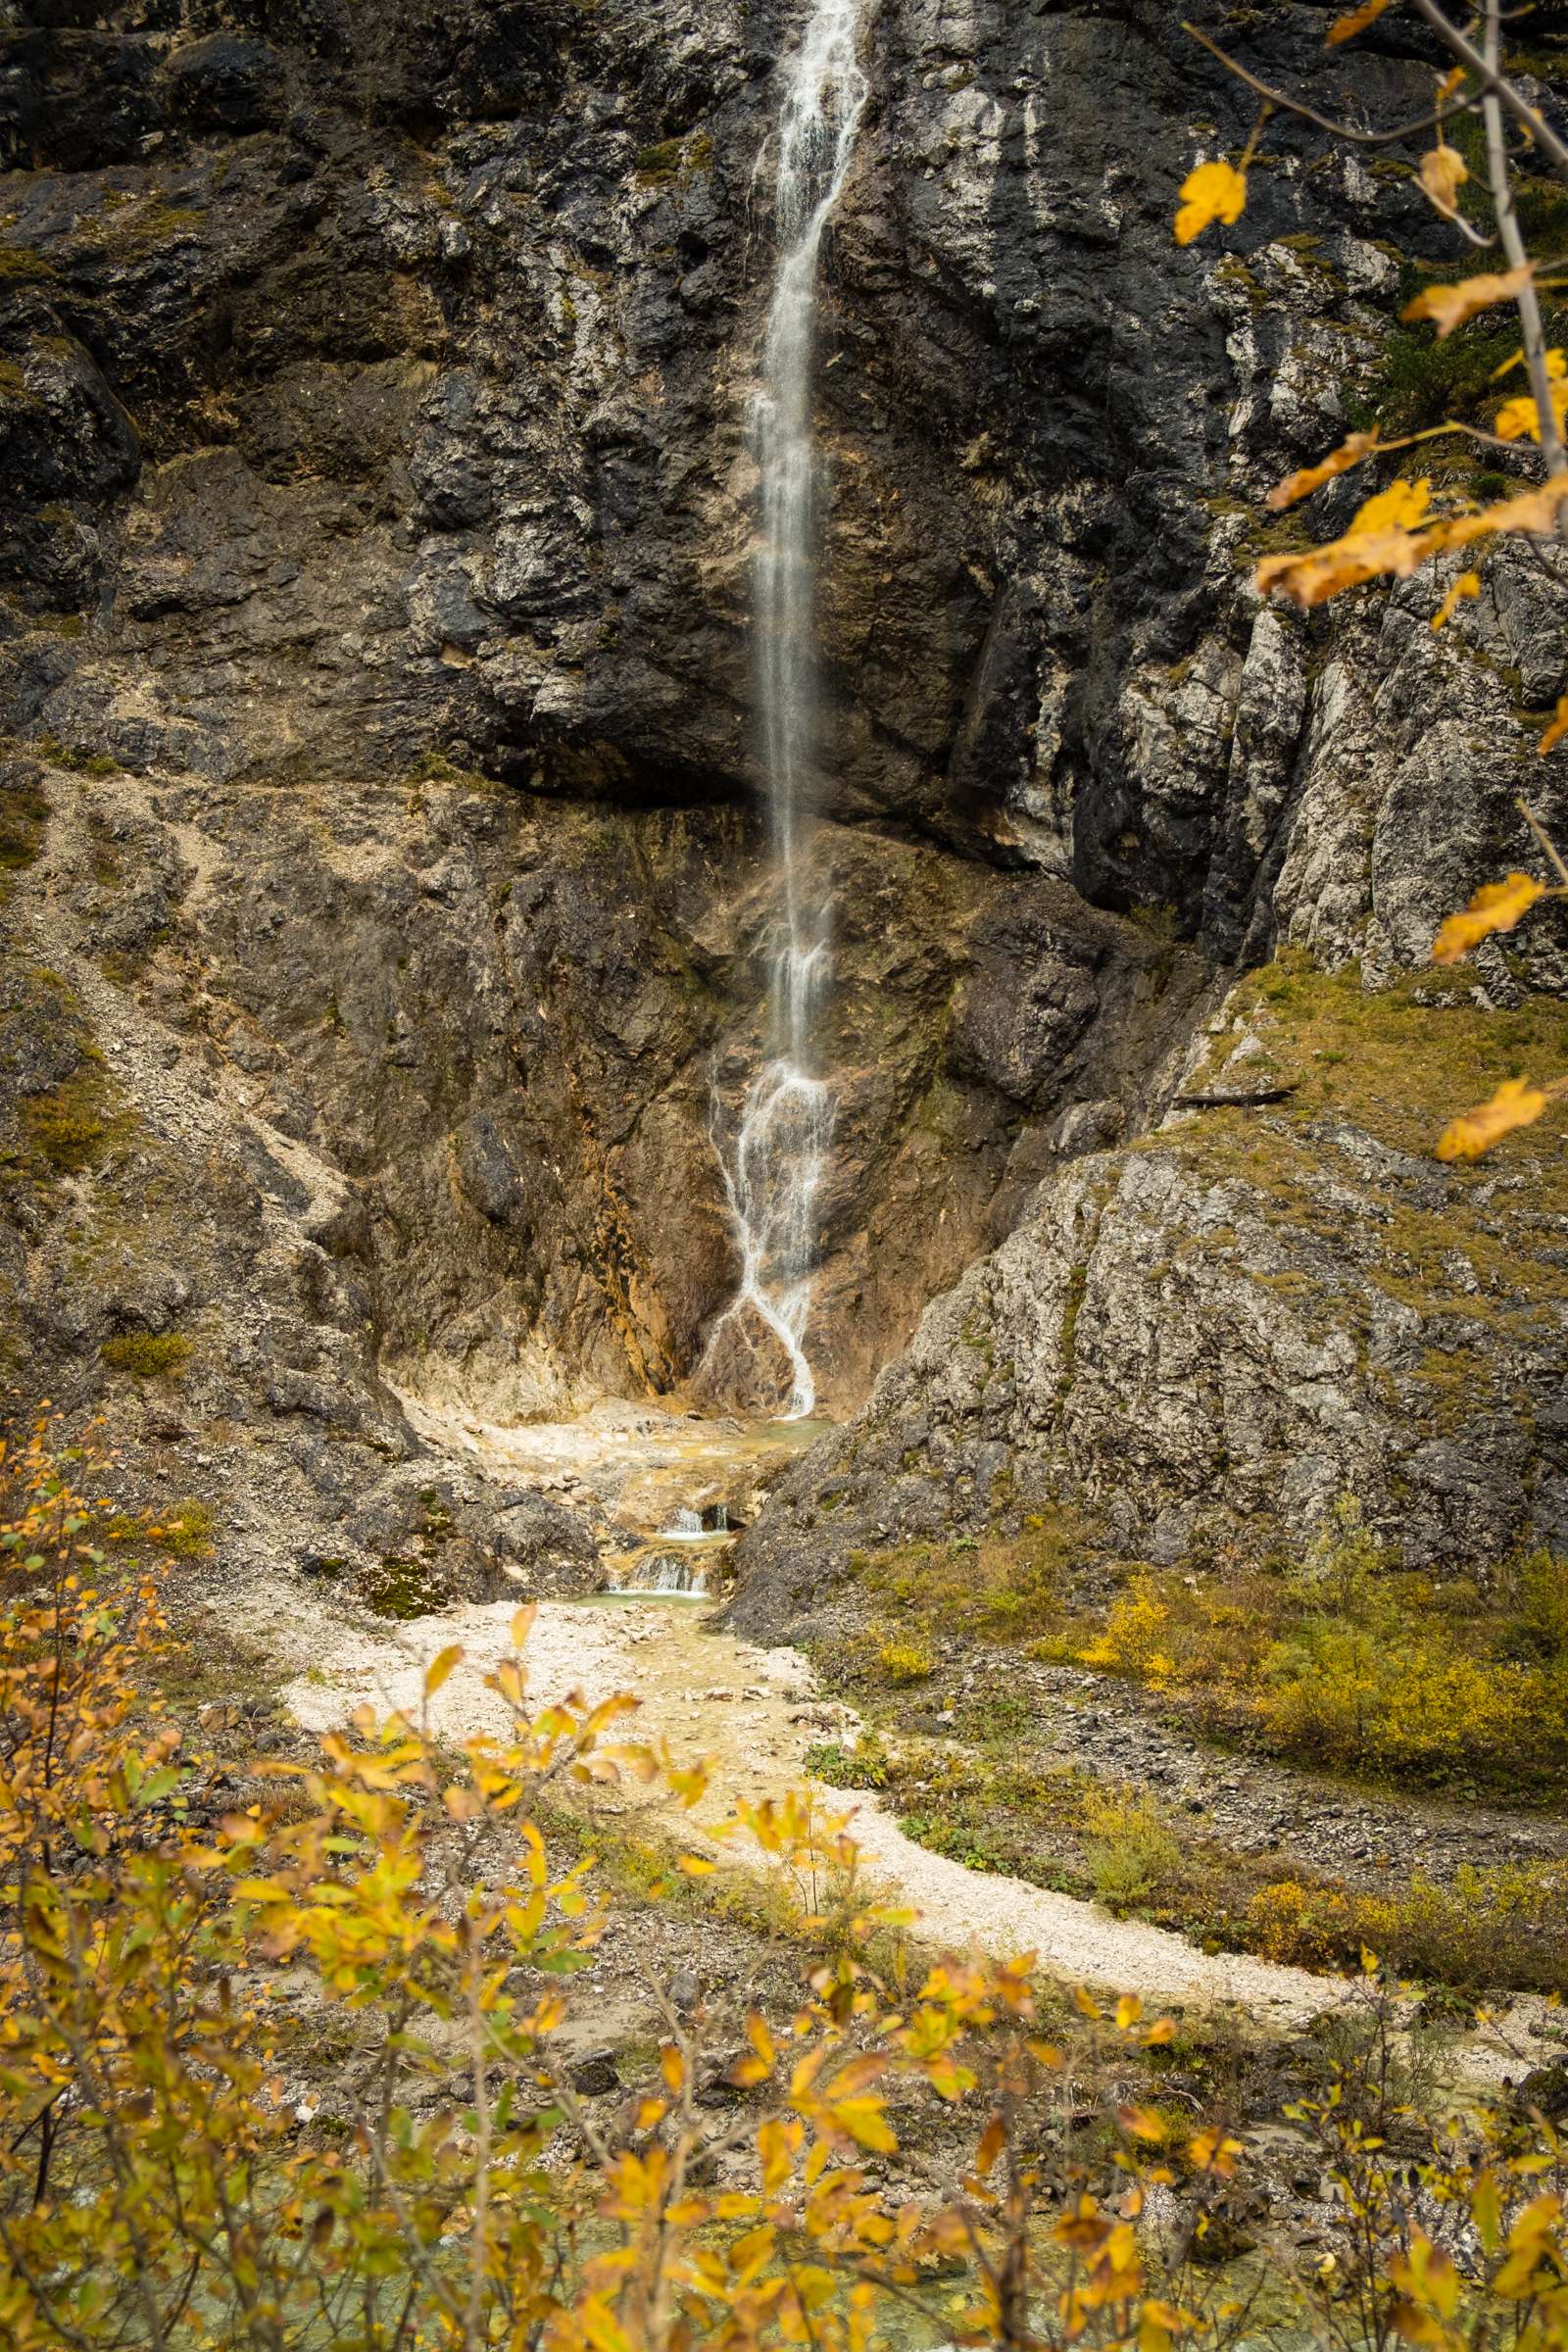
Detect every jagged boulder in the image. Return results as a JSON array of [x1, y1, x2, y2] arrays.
[[728, 963, 1568, 1641]]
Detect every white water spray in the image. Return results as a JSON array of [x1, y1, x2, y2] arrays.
[[706, 0, 867, 1419]]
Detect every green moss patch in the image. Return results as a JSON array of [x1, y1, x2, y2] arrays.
[[20, 1062, 131, 1176], [0, 777, 49, 871], [362, 1556, 452, 1620], [100, 1332, 193, 1380]]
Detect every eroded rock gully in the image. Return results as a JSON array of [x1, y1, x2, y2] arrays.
[[2, 0, 1568, 1629]]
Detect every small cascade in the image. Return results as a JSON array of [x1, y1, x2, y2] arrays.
[[702, 0, 868, 1420], [629, 1553, 710, 1596], [659, 1504, 729, 1539], [608, 1549, 710, 1596]]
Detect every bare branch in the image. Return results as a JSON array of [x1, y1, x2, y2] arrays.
[[1481, 0, 1566, 474], [1182, 20, 1482, 147], [1518, 796, 1568, 889], [1402, 0, 1568, 187]]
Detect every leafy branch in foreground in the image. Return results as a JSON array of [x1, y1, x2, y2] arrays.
[[1177, 6, 1568, 1163], [5, 1421, 1568, 2348], [1177, 1, 1568, 633]]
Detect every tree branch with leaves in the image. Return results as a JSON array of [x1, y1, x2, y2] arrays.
[[1176, 0, 1568, 1160]]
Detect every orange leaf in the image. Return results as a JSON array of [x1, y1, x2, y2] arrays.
[[1541, 694, 1568, 755], [1437, 1077, 1549, 1162], [1328, 0, 1393, 39], [1402, 264, 1533, 341], [1258, 472, 1568, 609], [1419, 143, 1468, 219], [1431, 871, 1545, 963], [1174, 159, 1247, 247], [1431, 570, 1480, 629], [975, 2115, 1005, 2179], [1267, 430, 1381, 512]]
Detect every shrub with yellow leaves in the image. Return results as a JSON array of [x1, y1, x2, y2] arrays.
[[7, 1421, 1568, 2351]]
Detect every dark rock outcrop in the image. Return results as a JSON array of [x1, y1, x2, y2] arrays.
[[2, 0, 1567, 1587]]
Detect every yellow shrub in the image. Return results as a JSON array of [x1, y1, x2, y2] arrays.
[[878, 1639, 934, 1685], [1080, 1577, 1174, 1687]]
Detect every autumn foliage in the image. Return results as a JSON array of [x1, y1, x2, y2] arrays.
[[1173, 4, 1568, 1162], [2, 1423, 1568, 2348]]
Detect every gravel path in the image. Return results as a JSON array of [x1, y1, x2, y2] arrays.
[[262, 1585, 1560, 2077]]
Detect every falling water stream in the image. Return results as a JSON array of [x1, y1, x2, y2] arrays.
[[704, 0, 868, 1419]]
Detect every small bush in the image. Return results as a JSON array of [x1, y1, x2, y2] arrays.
[[21, 1071, 119, 1173], [159, 1498, 217, 1559], [0, 778, 48, 870], [100, 1333, 192, 1381], [877, 1640, 934, 1686], [804, 1736, 889, 1790], [1079, 1577, 1176, 1686], [1246, 1861, 1568, 1989], [1499, 1549, 1568, 1662], [1082, 1788, 1182, 1907]]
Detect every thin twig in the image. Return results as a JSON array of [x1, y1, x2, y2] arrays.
[[1183, 20, 1482, 147], [1482, 0, 1567, 474], [1402, 0, 1568, 188], [1517, 796, 1568, 888]]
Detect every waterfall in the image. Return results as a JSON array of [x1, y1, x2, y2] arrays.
[[612, 1552, 710, 1596], [703, 0, 867, 1421]]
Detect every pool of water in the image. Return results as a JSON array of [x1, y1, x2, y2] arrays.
[[562, 1590, 712, 1609]]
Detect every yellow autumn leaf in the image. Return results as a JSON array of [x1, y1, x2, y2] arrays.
[[1174, 158, 1247, 247], [1431, 570, 1480, 629], [423, 1643, 463, 1698], [1188, 2128, 1243, 2178], [1419, 142, 1468, 219], [1431, 871, 1545, 963], [1267, 429, 1381, 512], [1402, 262, 1533, 340], [1256, 523, 1424, 609], [1541, 694, 1568, 755], [1258, 472, 1568, 609], [1436, 1077, 1548, 1161], [1352, 478, 1434, 534], [1258, 476, 1435, 603], [1328, 0, 1393, 40], [1427, 470, 1568, 554], [1497, 349, 1568, 441]]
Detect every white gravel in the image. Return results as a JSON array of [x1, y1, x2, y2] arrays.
[[260, 1585, 1565, 2082]]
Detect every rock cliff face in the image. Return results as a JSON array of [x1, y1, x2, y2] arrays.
[[3, 1, 1567, 1598]]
